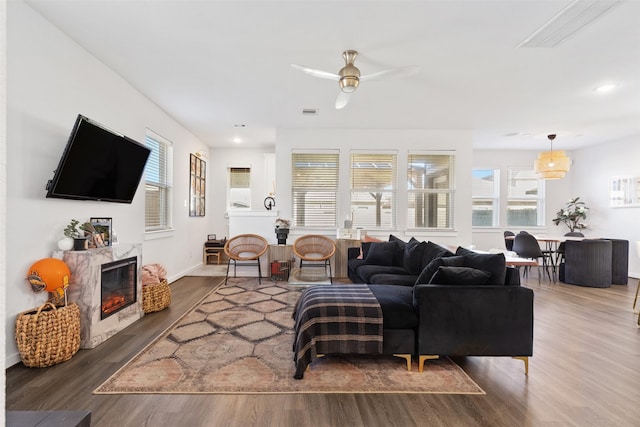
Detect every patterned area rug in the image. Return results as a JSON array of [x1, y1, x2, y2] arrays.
[[94, 278, 484, 394]]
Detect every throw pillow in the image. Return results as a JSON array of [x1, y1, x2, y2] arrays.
[[422, 241, 455, 266], [403, 240, 428, 275], [429, 266, 492, 285], [388, 235, 408, 266], [364, 241, 399, 266], [459, 251, 507, 284], [414, 255, 465, 285]]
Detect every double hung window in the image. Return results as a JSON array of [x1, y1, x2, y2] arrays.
[[350, 152, 397, 230], [144, 130, 173, 232], [507, 168, 544, 226], [472, 169, 499, 227], [291, 151, 339, 228], [407, 152, 455, 229]]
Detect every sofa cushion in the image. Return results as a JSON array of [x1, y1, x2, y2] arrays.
[[403, 240, 428, 275], [455, 247, 507, 284], [368, 284, 418, 329], [364, 241, 399, 266], [429, 266, 492, 285], [369, 273, 418, 286], [388, 235, 408, 266], [356, 265, 408, 282], [415, 255, 466, 285]]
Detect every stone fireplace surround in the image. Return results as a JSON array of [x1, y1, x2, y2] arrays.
[[53, 244, 143, 349]]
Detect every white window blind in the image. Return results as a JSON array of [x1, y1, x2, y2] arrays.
[[407, 152, 455, 229], [291, 151, 339, 228], [228, 167, 251, 209], [145, 131, 172, 231], [507, 168, 544, 227], [472, 169, 499, 227], [350, 152, 397, 230]]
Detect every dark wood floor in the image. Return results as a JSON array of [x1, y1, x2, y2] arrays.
[[6, 273, 640, 427]]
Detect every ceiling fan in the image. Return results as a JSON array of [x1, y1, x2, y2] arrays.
[[291, 50, 419, 109]]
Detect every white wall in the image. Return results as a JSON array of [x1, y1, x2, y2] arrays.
[[275, 129, 474, 247], [5, 1, 210, 366], [571, 137, 640, 277], [207, 147, 276, 241], [471, 149, 572, 251], [1, 0, 7, 420]]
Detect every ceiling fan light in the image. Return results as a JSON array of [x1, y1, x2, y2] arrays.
[[339, 76, 359, 93]]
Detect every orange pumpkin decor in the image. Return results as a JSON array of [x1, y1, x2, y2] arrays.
[[26, 258, 71, 297]]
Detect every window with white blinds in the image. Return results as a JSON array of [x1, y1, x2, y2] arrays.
[[407, 152, 455, 229], [350, 152, 397, 230], [228, 167, 251, 209], [291, 151, 339, 228], [472, 169, 499, 227], [507, 168, 544, 226], [145, 131, 172, 231]]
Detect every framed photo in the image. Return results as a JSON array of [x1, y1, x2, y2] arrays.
[[208, 234, 217, 241], [610, 176, 640, 208], [190, 153, 206, 217], [90, 217, 113, 246]]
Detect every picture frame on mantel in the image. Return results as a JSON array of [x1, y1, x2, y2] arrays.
[[609, 175, 640, 208], [90, 217, 112, 246], [190, 153, 206, 217]]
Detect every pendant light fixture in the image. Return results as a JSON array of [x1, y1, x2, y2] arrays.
[[534, 134, 571, 180]]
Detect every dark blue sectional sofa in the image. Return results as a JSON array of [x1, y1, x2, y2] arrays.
[[347, 236, 534, 373]]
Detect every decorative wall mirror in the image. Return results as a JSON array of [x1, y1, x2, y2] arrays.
[[190, 154, 206, 216]]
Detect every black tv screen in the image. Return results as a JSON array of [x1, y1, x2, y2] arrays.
[[46, 115, 151, 203]]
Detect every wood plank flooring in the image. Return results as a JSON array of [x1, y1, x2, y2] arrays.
[[6, 274, 640, 427]]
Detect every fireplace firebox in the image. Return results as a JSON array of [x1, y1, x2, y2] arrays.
[[101, 257, 137, 319]]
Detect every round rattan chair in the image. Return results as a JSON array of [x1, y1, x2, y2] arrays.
[[224, 234, 268, 284], [293, 235, 336, 283]]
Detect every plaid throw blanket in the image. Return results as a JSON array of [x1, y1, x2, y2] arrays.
[[292, 285, 383, 379]]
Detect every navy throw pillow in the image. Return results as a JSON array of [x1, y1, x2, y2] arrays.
[[415, 255, 465, 285], [423, 241, 454, 266], [364, 241, 399, 266], [403, 240, 428, 275], [460, 252, 507, 284], [429, 266, 492, 285]]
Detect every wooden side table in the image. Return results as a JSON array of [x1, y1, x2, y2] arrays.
[[203, 246, 224, 264], [335, 238, 361, 278]]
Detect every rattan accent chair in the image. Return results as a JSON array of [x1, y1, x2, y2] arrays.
[[293, 235, 336, 283], [224, 234, 268, 285]]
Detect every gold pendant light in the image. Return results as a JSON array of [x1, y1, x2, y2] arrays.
[[534, 134, 571, 180]]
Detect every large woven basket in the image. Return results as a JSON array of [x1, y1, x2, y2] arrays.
[[142, 279, 171, 313], [15, 302, 81, 368]]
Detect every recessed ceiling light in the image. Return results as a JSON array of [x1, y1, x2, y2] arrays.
[[232, 137, 242, 144], [594, 83, 617, 93]]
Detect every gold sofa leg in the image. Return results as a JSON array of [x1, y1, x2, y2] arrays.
[[393, 354, 412, 371], [418, 355, 439, 372], [512, 356, 529, 375]]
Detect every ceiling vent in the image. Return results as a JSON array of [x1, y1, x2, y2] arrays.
[[302, 108, 318, 116], [517, 0, 621, 48]]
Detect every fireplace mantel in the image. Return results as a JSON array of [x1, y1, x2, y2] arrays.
[[53, 244, 143, 348]]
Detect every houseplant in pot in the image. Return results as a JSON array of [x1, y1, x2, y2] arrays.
[[63, 219, 92, 250], [275, 218, 291, 245]]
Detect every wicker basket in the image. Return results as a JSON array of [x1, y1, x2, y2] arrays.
[[15, 302, 81, 368], [142, 279, 171, 313]]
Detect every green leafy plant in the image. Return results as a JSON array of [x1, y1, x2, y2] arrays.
[[63, 219, 94, 238], [552, 197, 589, 232]]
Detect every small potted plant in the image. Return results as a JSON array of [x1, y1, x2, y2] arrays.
[[63, 219, 93, 251], [274, 218, 291, 245], [552, 197, 589, 233]]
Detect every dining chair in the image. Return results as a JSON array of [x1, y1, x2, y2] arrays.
[[293, 235, 336, 283], [504, 231, 515, 251], [513, 232, 553, 283], [224, 234, 268, 285], [555, 231, 585, 264]]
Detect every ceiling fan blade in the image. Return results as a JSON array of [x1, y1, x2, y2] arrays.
[[291, 64, 340, 81], [335, 91, 353, 109], [360, 66, 420, 82]]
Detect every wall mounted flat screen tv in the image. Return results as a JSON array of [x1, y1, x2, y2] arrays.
[[46, 115, 151, 203]]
